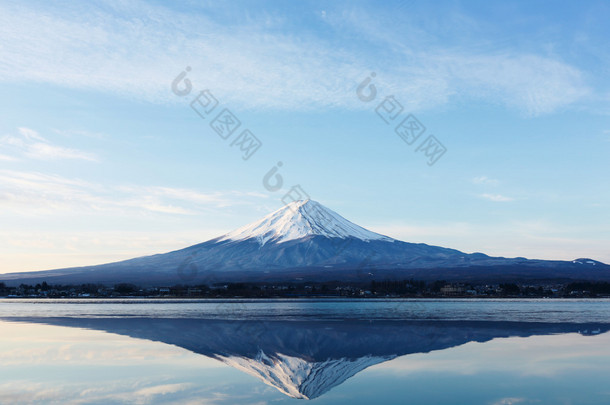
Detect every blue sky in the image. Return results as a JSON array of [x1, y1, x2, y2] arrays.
[[1, 0, 609, 273]]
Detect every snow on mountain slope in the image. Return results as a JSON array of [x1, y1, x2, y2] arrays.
[[218, 200, 394, 246], [217, 350, 393, 399]]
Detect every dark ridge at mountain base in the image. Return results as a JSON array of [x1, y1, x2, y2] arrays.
[[3, 263, 609, 287]]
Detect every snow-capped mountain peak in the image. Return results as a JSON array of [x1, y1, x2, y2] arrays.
[[218, 200, 394, 246]]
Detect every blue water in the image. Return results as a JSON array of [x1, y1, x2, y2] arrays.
[[2, 298, 609, 322], [1, 299, 609, 404]]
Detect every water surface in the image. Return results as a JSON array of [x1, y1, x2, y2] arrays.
[[1, 299, 609, 404]]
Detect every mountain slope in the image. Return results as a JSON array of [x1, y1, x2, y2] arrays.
[[1, 200, 609, 285]]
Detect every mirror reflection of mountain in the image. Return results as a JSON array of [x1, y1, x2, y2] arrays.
[[5, 317, 608, 400]]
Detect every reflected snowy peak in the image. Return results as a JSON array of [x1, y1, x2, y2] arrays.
[[218, 351, 392, 399]]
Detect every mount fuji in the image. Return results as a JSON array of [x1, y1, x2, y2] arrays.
[[1, 200, 608, 285]]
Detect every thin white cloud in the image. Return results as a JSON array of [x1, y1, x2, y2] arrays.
[[0, 153, 18, 161], [480, 193, 514, 202], [0, 169, 268, 217], [443, 53, 588, 116], [472, 176, 499, 186], [17, 127, 45, 142], [0, 1, 593, 115], [25, 142, 98, 161], [326, 6, 592, 116], [490, 398, 527, 405], [0, 169, 273, 272], [133, 383, 193, 399], [0, 127, 98, 161], [52, 128, 108, 140]]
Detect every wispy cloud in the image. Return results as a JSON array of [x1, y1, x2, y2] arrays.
[[0, 169, 268, 216], [0, 153, 17, 161], [442, 53, 588, 116], [0, 1, 594, 115], [479, 193, 514, 202], [132, 383, 193, 400], [490, 398, 527, 405], [0, 127, 98, 161], [472, 176, 499, 186], [52, 128, 108, 140]]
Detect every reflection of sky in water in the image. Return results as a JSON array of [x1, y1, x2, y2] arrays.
[[1, 300, 610, 404], [0, 321, 243, 404]]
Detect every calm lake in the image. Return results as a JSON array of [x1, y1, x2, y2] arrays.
[[1, 298, 609, 404]]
